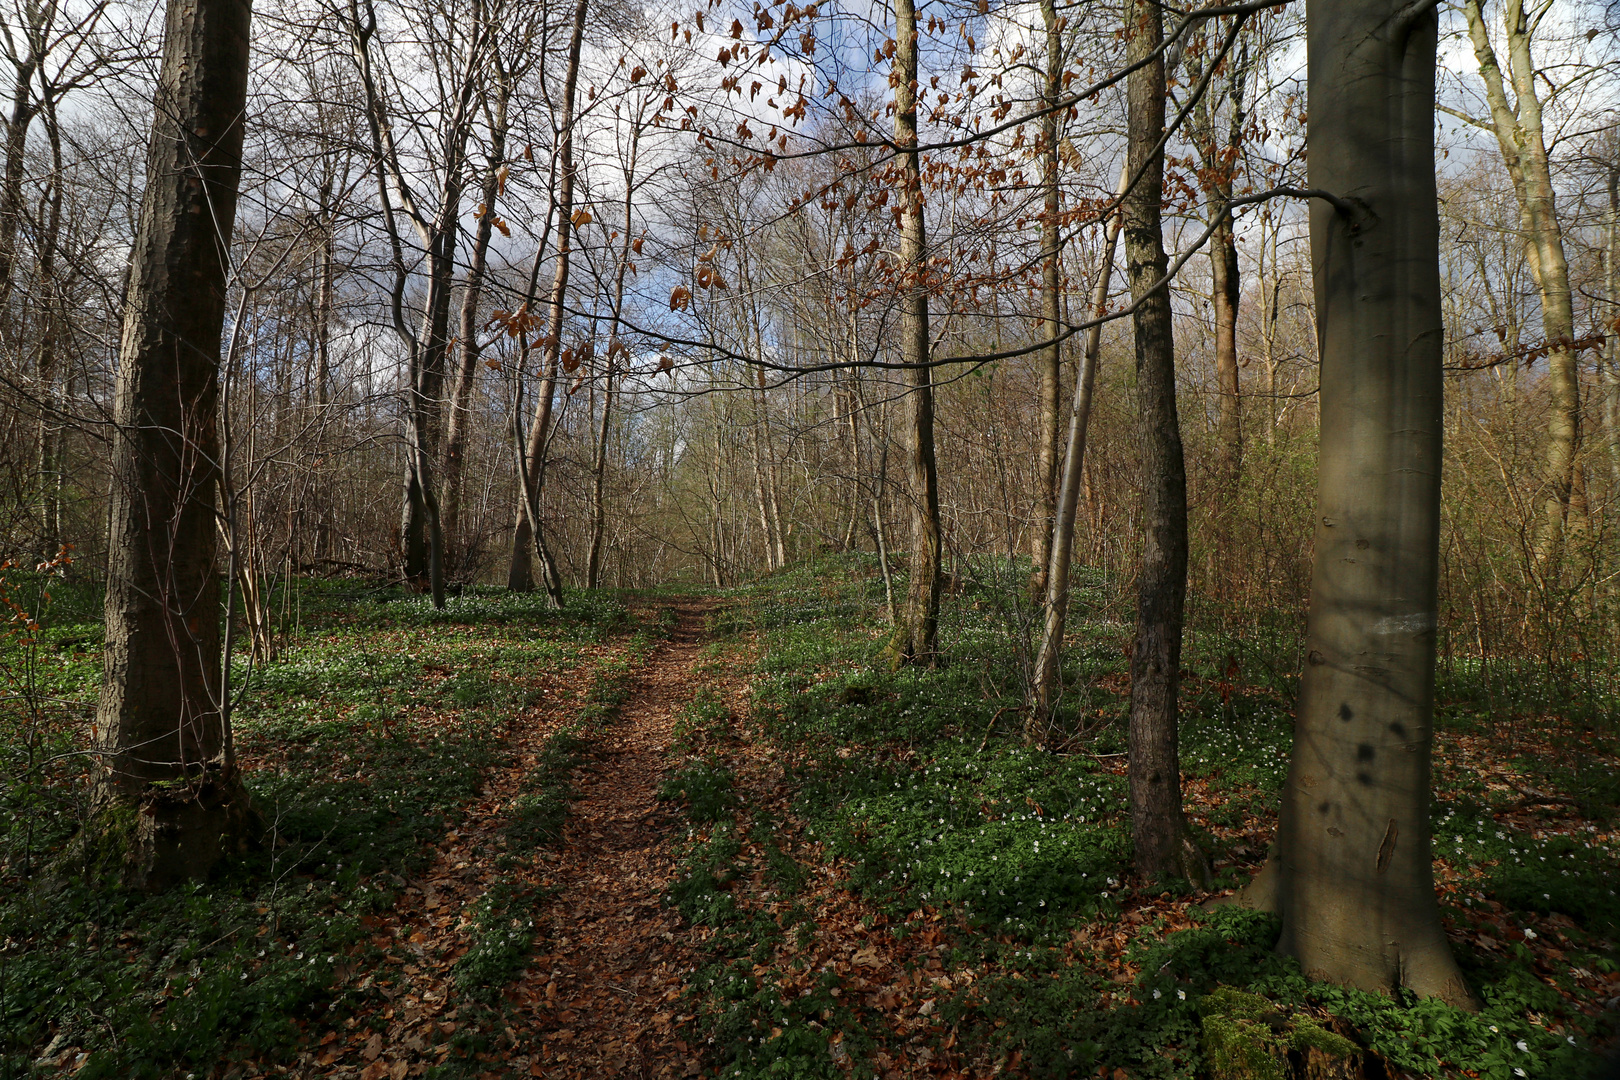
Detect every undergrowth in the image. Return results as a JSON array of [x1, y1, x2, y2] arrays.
[[0, 584, 635, 1077], [662, 553, 1619, 1080]]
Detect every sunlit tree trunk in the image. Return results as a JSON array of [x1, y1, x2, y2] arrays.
[[1027, 0, 1064, 600], [92, 0, 258, 889], [1123, 0, 1203, 883], [508, 0, 586, 606], [883, 0, 941, 665], [1460, 0, 1578, 568], [1238, 0, 1477, 1009], [1029, 161, 1128, 737]]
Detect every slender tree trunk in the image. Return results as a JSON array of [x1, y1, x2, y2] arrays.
[[1123, 0, 1202, 884], [1186, 27, 1249, 488], [1461, 0, 1578, 568], [586, 364, 612, 588], [883, 0, 941, 665], [312, 182, 336, 563], [587, 117, 641, 590], [34, 87, 64, 553], [508, 0, 585, 605], [1028, 0, 1064, 600], [0, 18, 41, 315], [1236, 0, 1477, 1009], [443, 83, 509, 576], [92, 0, 258, 889], [1602, 162, 1618, 487], [1210, 213, 1243, 483], [1029, 160, 1128, 736]]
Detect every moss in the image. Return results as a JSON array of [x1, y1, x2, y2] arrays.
[[1290, 1018, 1358, 1059], [1201, 1014, 1289, 1080], [1198, 985, 1277, 1023]]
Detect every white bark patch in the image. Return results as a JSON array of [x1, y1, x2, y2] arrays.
[[1371, 612, 1435, 636]]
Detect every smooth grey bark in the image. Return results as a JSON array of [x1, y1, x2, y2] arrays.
[[1028, 160, 1129, 737], [1237, 0, 1477, 1009], [91, 0, 257, 889], [1123, 0, 1202, 884], [882, 0, 941, 666], [348, 0, 482, 608]]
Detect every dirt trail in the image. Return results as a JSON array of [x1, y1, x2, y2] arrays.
[[291, 598, 715, 1080], [519, 597, 713, 1077]]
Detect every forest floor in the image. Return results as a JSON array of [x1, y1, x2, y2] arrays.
[[2, 557, 1618, 1080]]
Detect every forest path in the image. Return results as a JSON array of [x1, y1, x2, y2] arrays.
[[288, 596, 718, 1080], [517, 595, 716, 1078]]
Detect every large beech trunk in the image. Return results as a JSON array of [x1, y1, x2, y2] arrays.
[[92, 0, 258, 889], [883, 0, 942, 665], [1238, 0, 1477, 1009], [1123, 0, 1202, 884]]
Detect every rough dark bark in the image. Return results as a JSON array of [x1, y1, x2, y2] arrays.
[[1235, 0, 1477, 1010], [1210, 211, 1243, 484], [1123, 0, 1203, 884], [90, 0, 258, 889], [882, 0, 941, 666]]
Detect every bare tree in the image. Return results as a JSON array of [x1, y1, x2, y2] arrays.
[[1453, 0, 1582, 566], [91, 0, 258, 888], [882, 0, 942, 665], [1123, 0, 1203, 884]]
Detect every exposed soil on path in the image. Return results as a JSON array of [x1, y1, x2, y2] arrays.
[[518, 597, 715, 1078], [289, 597, 720, 1080]]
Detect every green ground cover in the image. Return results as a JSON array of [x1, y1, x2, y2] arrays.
[[0, 577, 635, 1079], [664, 553, 1618, 1080]]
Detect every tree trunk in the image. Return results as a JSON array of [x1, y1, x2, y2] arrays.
[[443, 83, 509, 578], [1604, 162, 1618, 487], [1238, 0, 1477, 1010], [1186, 25, 1249, 488], [1461, 0, 1578, 568], [1027, 0, 1064, 601], [91, 0, 258, 889], [507, 0, 585, 605], [1123, 0, 1202, 884], [1028, 160, 1128, 737], [883, 0, 941, 666], [34, 85, 65, 554], [0, 17, 41, 315], [1210, 212, 1243, 484]]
